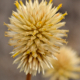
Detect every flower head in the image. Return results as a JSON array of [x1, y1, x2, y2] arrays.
[[4, 0, 68, 75], [45, 46, 80, 80]]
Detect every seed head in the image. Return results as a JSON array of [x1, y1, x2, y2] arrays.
[[4, 0, 68, 75], [45, 46, 80, 80]]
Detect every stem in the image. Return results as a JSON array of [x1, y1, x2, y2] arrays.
[[57, 78, 59, 80], [26, 73, 31, 80]]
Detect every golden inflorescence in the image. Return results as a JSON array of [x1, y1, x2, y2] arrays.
[[4, 0, 69, 75], [45, 46, 80, 80]]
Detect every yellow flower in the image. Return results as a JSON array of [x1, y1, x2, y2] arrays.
[[45, 46, 80, 80], [4, 0, 68, 75]]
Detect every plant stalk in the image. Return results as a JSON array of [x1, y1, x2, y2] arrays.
[[26, 73, 31, 80]]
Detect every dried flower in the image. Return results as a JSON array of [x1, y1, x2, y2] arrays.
[[45, 46, 80, 80], [4, 0, 68, 75]]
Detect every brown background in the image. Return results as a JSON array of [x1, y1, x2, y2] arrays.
[[0, 0, 80, 80]]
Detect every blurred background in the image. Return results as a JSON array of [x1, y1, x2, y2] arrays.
[[0, 0, 80, 80]]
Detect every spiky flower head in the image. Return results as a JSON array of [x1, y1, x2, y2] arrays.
[[45, 46, 80, 80], [4, 0, 68, 75]]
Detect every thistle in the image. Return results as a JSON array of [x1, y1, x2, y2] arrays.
[[44, 46, 80, 80], [4, 0, 68, 76]]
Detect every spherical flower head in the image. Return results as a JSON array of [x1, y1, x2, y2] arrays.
[[44, 46, 80, 80], [4, 0, 69, 76]]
